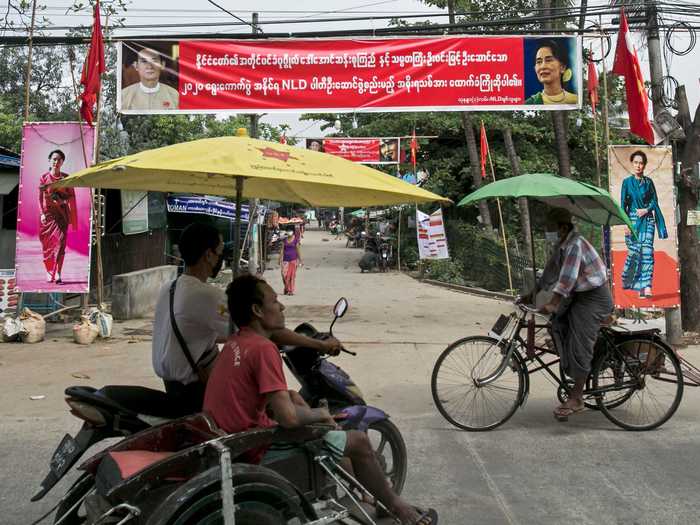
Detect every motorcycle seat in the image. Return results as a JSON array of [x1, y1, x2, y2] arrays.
[[65, 385, 192, 419]]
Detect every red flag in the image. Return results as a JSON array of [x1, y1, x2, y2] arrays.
[[409, 129, 418, 170], [79, 1, 105, 126], [479, 121, 489, 179], [587, 47, 599, 115], [279, 133, 287, 144], [612, 8, 657, 144]]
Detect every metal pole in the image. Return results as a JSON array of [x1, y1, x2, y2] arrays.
[[232, 177, 244, 278], [247, 12, 260, 275]]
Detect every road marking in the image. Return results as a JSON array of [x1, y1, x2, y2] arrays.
[[462, 435, 521, 525]]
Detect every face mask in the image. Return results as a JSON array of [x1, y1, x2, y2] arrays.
[[544, 231, 560, 243], [210, 252, 224, 278]]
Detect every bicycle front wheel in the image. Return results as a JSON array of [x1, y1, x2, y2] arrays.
[[592, 337, 683, 431], [431, 336, 525, 431]]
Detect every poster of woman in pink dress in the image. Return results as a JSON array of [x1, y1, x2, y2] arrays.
[[16, 123, 95, 293]]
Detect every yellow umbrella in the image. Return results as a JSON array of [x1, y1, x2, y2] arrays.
[[53, 136, 449, 207], [53, 136, 449, 274]]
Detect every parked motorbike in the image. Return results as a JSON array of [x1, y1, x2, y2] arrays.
[[377, 237, 393, 272], [33, 299, 406, 524]]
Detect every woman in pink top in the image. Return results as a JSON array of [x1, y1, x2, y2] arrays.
[[279, 230, 302, 295]]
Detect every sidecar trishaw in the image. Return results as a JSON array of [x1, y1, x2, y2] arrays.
[[69, 413, 396, 525]]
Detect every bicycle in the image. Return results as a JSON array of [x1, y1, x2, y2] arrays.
[[431, 301, 685, 431]]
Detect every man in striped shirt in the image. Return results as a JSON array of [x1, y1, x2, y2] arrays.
[[537, 208, 613, 420]]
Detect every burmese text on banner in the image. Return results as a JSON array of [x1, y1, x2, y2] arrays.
[[417, 209, 449, 260], [118, 36, 581, 114]]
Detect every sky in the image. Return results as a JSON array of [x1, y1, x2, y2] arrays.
[[17, 0, 700, 136]]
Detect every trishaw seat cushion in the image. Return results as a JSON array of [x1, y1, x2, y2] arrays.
[[95, 451, 175, 495]]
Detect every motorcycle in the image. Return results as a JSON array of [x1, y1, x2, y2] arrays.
[[282, 298, 407, 493], [33, 298, 406, 523], [377, 237, 393, 272]]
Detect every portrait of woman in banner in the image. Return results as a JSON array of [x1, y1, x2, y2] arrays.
[[39, 149, 78, 284], [524, 38, 578, 105], [620, 150, 668, 298]]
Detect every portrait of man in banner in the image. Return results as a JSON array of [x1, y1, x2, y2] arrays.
[[305, 139, 324, 153], [120, 41, 179, 111], [379, 138, 399, 163], [608, 146, 679, 309], [15, 123, 95, 293], [523, 37, 579, 106]]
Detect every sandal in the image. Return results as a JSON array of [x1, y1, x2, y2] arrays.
[[411, 507, 438, 525], [553, 404, 584, 422]]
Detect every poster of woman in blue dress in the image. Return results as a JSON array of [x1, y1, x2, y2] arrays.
[[621, 150, 668, 297], [608, 146, 679, 309]]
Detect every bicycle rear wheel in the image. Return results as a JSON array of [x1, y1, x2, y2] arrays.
[[431, 336, 525, 431], [592, 337, 683, 431]]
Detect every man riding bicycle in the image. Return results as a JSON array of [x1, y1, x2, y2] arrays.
[[526, 208, 613, 420]]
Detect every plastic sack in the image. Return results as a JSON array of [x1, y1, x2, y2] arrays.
[[19, 308, 46, 344], [1, 316, 23, 342], [73, 316, 99, 345], [88, 308, 113, 338]]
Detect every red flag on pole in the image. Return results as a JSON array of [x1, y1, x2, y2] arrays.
[[612, 8, 657, 145], [410, 129, 418, 171], [479, 121, 489, 179], [587, 47, 599, 115], [79, 1, 105, 126]]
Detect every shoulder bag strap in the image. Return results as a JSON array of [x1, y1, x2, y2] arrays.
[[169, 278, 200, 377]]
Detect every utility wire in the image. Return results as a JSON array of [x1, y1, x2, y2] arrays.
[[206, 0, 261, 33]]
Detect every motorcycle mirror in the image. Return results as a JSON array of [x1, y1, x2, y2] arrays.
[[333, 297, 349, 318]]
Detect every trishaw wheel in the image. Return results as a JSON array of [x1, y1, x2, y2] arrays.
[[170, 492, 286, 525], [592, 337, 683, 431], [431, 336, 525, 431]]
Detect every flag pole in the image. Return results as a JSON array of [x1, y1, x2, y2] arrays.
[[93, 13, 108, 309], [23, 0, 37, 121], [483, 122, 514, 293]]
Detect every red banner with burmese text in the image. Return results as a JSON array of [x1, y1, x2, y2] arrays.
[[117, 36, 581, 114]]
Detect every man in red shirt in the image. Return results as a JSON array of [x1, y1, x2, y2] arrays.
[[204, 275, 436, 525]]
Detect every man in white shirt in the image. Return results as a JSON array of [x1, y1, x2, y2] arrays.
[[153, 223, 341, 413], [121, 47, 179, 111]]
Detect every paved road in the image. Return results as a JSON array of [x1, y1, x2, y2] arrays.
[[1, 228, 699, 524]]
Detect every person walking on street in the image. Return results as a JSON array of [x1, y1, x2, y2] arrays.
[[280, 230, 302, 295]]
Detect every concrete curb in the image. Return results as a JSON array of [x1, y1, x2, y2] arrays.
[[417, 277, 516, 301]]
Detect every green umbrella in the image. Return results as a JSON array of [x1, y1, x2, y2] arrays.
[[458, 173, 634, 230]]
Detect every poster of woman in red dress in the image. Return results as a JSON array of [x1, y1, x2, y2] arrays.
[[16, 123, 95, 293]]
